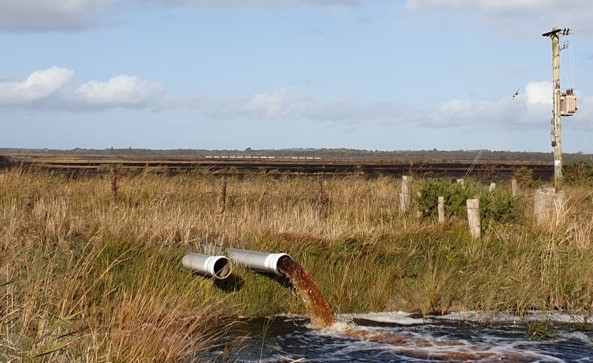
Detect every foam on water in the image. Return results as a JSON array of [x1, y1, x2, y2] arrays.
[[439, 310, 591, 325], [343, 311, 428, 326], [329, 326, 567, 362], [204, 312, 593, 362], [197, 255, 592, 362]]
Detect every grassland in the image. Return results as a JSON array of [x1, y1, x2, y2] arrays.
[[1, 167, 593, 361]]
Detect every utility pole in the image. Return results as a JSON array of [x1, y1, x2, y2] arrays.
[[542, 28, 577, 187], [543, 28, 563, 187]]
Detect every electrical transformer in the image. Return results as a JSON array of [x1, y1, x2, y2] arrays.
[[561, 89, 578, 116]]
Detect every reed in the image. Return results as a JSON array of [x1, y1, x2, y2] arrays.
[[2, 169, 593, 360]]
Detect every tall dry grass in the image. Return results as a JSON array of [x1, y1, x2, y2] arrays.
[[2, 168, 593, 360], [0, 169, 239, 361]]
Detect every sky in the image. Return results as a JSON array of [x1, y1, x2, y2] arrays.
[[1, 0, 593, 153]]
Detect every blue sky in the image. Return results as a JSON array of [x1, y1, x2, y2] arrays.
[[1, 0, 593, 152]]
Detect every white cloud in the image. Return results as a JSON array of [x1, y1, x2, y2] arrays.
[[426, 84, 593, 132], [2, 70, 588, 135], [244, 89, 312, 118], [0, 67, 75, 104], [236, 89, 398, 123], [429, 98, 514, 128], [153, 0, 357, 5], [0, 67, 164, 110], [405, 0, 593, 30], [406, 0, 581, 13], [74, 75, 165, 108], [205, 83, 592, 133], [0, 0, 112, 32], [525, 82, 552, 105], [0, 0, 356, 32]]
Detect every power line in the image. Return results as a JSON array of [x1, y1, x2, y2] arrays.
[[560, 40, 575, 90], [566, 29, 593, 36], [553, 29, 593, 39], [463, 149, 484, 180]]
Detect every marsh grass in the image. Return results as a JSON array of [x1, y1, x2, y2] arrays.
[[2, 169, 593, 360]]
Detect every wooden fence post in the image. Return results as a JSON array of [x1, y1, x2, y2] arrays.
[[399, 175, 413, 213], [466, 198, 480, 239], [317, 178, 326, 219], [110, 167, 119, 202], [219, 180, 227, 215], [438, 196, 445, 223]]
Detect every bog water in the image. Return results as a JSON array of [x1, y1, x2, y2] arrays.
[[201, 311, 593, 362]]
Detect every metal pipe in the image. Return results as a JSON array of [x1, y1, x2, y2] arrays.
[[226, 247, 291, 276], [182, 253, 232, 280]]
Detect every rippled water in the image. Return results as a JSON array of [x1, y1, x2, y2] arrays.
[[200, 312, 593, 362]]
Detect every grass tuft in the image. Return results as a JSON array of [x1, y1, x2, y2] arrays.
[[2, 170, 593, 360]]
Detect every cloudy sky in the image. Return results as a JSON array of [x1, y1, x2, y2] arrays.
[[1, 0, 593, 152]]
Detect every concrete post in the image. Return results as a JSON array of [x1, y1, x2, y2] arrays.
[[511, 178, 518, 197], [534, 188, 566, 226], [438, 196, 445, 223], [399, 175, 413, 213], [466, 198, 481, 239]]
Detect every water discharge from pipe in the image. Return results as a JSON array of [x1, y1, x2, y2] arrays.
[[277, 255, 336, 328]]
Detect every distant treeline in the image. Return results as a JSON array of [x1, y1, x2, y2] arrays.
[[1, 147, 593, 163]]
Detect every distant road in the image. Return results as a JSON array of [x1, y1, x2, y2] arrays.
[[1, 153, 554, 180]]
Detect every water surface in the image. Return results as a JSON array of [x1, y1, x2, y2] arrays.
[[202, 312, 593, 362]]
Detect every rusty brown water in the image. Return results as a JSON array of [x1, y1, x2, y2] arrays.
[[277, 256, 335, 328], [200, 313, 592, 362]]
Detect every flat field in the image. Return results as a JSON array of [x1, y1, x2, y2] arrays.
[[1, 151, 555, 180], [1, 166, 593, 361]]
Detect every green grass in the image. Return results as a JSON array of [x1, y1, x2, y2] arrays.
[[2, 169, 593, 360]]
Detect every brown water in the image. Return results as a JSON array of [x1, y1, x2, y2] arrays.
[[237, 257, 591, 361], [202, 313, 593, 362], [341, 328, 535, 362], [277, 256, 336, 328]]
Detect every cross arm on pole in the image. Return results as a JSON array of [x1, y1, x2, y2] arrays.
[[542, 28, 562, 37]]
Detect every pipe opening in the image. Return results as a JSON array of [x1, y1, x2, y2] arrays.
[[274, 255, 335, 328], [213, 258, 232, 280], [276, 255, 294, 277]]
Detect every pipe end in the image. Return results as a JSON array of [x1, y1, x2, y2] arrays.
[[182, 253, 233, 280], [212, 257, 232, 280], [276, 254, 294, 276]]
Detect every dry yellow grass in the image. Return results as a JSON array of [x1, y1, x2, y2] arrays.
[[2, 168, 593, 360]]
